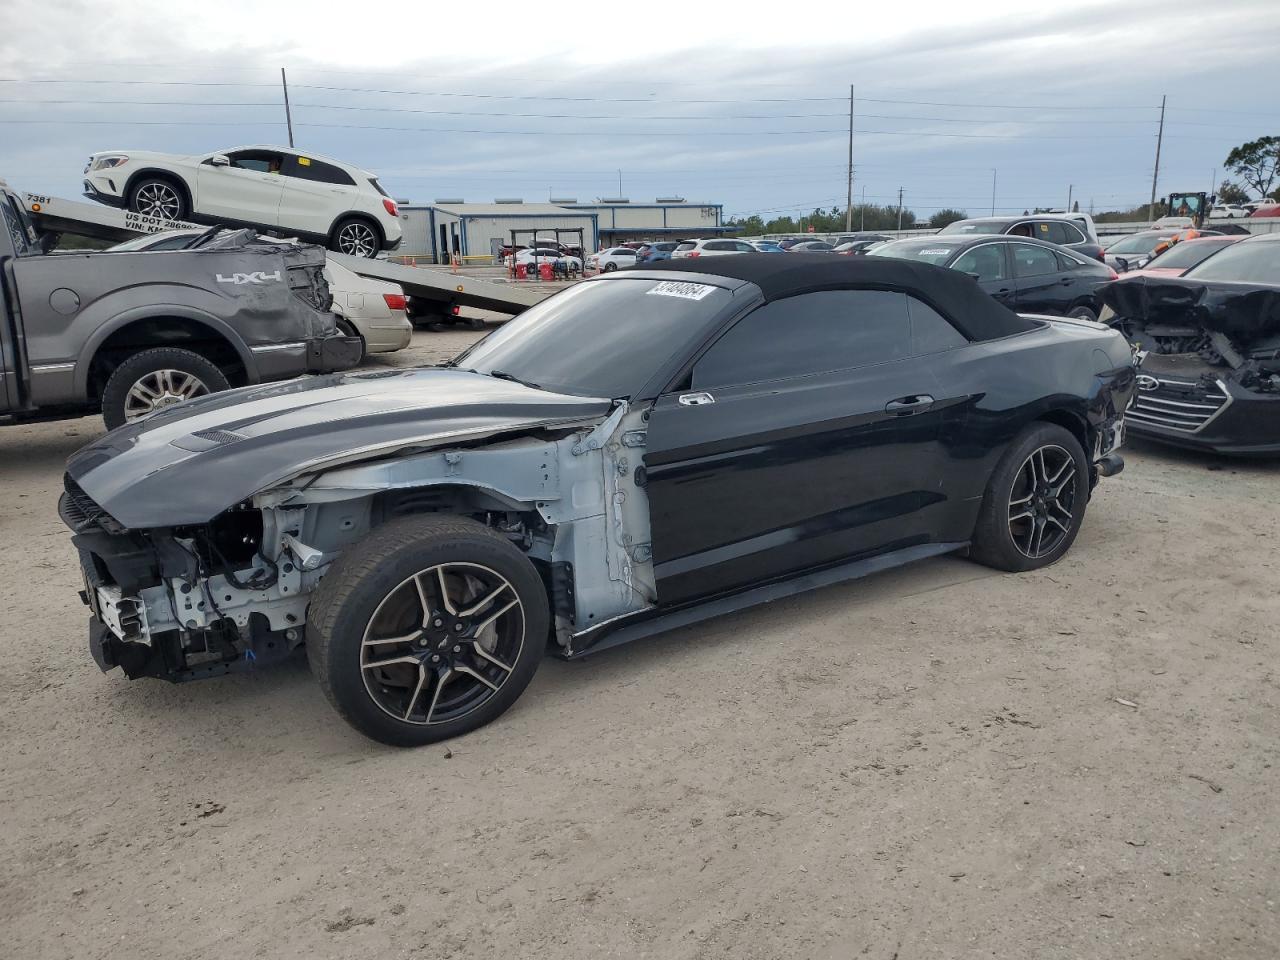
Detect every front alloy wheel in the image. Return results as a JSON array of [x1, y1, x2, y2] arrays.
[[131, 180, 183, 220], [361, 563, 524, 725], [308, 515, 548, 746]]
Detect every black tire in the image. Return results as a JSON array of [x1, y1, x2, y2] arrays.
[[100, 346, 230, 431], [307, 515, 549, 747], [330, 216, 382, 258], [127, 176, 188, 221], [335, 318, 367, 364], [603, 262, 618, 272], [463, 316, 487, 331], [969, 422, 1089, 573], [1067, 305, 1098, 323]]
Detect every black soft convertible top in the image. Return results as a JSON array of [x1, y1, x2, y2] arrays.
[[641, 253, 1034, 341]]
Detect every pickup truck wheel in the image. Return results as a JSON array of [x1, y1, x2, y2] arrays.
[[307, 515, 549, 747], [128, 177, 187, 220], [100, 347, 229, 430], [969, 422, 1088, 573], [331, 217, 381, 258]]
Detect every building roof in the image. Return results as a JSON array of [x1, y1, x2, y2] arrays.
[[433, 203, 595, 217], [638, 253, 1034, 342]]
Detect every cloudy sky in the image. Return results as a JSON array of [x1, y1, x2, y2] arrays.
[[2, 0, 1278, 220]]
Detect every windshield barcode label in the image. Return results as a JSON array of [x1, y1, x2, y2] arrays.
[[646, 281, 716, 301]]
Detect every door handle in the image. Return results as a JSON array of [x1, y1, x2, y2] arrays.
[[678, 392, 715, 406], [885, 394, 935, 415]]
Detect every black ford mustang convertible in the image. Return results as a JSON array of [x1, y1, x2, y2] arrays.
[[63, 256, 1136, 745]]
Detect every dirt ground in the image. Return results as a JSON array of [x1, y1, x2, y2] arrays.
[[2, 323, 1278, 960]]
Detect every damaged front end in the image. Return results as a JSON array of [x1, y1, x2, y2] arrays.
[[1101, 275, 1280, 454], [63, 475, 323, 680]]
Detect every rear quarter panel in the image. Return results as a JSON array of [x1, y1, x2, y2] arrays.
[[934, 318, 1134, 504]]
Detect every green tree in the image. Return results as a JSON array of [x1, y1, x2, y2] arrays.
[[928, 208, 968, 229], [1223, 136, 1280, 199], [1215, 181, 1250, 204]]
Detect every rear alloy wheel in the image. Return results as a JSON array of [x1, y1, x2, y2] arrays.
[[332, 218, 380, 258], [100, 347, 230, 431], [1067, 306, 1098, 322], [308, 516, 548, 746], [970, 422, 1088, 572], [128, 178, 187, 220], [603, 262, 618, 272]]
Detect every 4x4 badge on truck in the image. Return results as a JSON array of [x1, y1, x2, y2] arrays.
[[216, 271, 282, 285]]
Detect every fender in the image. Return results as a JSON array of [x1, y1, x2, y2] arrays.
[[76, 303, 256, 398]]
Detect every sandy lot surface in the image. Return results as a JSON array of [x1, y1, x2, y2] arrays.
[[2, 325, 1278, 959]]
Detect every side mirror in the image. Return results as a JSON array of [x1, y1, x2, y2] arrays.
[[210, 154, 230, 167], [966, 272, 982, 281]]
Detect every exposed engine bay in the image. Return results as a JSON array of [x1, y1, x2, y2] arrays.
[[1102, 275, 1280, 393]]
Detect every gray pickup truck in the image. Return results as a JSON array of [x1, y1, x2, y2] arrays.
[[0, 180, 361, 429]]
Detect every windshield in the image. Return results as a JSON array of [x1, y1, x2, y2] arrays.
[[1184, 240, 1280, 283], [1145, 239, 1235, 271], [452, 277, 735, 398], [939, 221, 1004, 235], [869, 239, 961, 265], [107, 230, 197, 252], [1107, 233, 1169, 255]]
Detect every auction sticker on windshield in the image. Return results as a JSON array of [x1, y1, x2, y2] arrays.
[[645, 281, 717, 301]]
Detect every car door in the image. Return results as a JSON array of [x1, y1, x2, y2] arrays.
[[1009, 242, 1071, 314], [644, 288, 968, 605], [950, 242, 1014, 307], [194, 148, 285, 228], [275, 154, 358, 238]]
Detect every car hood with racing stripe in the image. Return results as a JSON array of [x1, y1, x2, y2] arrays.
[[65, 368, 612, 529]]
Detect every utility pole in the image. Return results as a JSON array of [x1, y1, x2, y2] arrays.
[[1209, 167, 1217, 198], [990, 169, 997, 216], [1148, 94, 1167, 223], [281, 67, 295, 148], [860, 185, 866, 231], [845, 84, 854, 232], [896, 187, 904, 235], [618, 170, 623, 196], [1066, 184, 1073, 213]]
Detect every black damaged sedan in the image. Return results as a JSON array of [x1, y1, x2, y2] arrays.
[[63, 255, 1135, 745], [1102, 233, 1280, 455]]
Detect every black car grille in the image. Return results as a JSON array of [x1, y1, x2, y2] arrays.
[[1128, 376, 1231, 433], [61, 474, 107, 530]]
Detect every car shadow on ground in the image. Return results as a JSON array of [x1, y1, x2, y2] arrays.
[[96, 552, 994, 755], [1123, 436, 1280, 474]]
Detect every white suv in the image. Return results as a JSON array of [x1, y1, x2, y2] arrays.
[[83, 145, 402, 257], [671, 238, 756, 258]]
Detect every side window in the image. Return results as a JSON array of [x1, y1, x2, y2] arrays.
[[735, 241, 755, 252], [1011, 243, 1060, 278], [1055, 251, 1084, 271], [691, 290, 913, 389], [906, 297, 968, 354], [225, 149, 285, 174], [284, 156, 356, 186], [1061, 222, 1085, 244], [952, 244, 1006, 282]]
